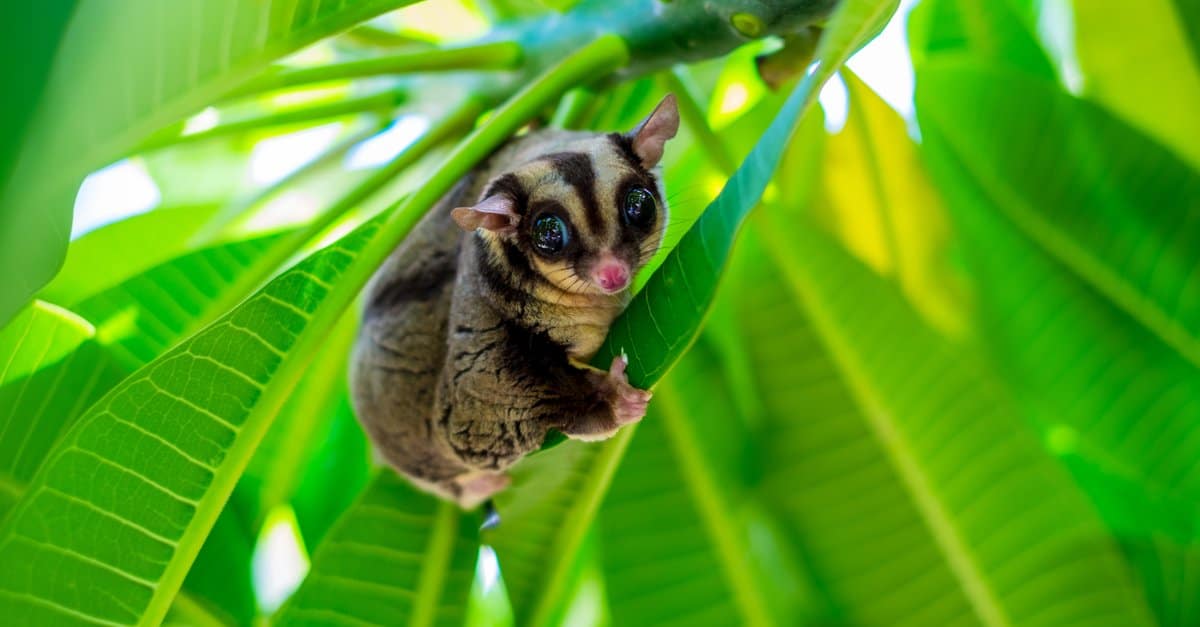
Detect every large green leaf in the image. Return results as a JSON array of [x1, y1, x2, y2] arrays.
[[917, 61, 1200, 373], [597, 342, 810, 627], [38, 203, 225, 306], [491, 1, 901, 623], [0, 213, 387, 625], [1070, 0, 1200, 170], [233, 310, 366, 539], [0, 0, 421, 328], [288, 398, 372, 549], [0, 0, 78, 197], [72, 231, 292, 369], [916, 68, 1200, 623], [907, 0, 1054, 78], [751, 218, 1155, 626], [275, 473, 480, 627], [817, 69, 964, 335], [0, 301, 125, 519]]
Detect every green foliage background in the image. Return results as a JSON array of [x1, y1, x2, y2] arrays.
[[1, 0, 1198, 625]]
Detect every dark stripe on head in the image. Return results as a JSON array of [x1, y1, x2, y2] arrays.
[[483, 173, 529, 216], [607, 132, 651, 179], [543, 152, 603, 234]]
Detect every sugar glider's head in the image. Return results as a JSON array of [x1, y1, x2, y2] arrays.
[[453, 94, 679, 297]]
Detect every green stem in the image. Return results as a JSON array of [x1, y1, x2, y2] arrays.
[[343, 24, 435, 49], [228, 42, 523, 100], [409, 501, 461, 627], [138, 89, 405, 152], [654, 380, 774, 626], [549, 88, 597, 130]]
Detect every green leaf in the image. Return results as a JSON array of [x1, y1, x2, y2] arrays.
[[917, 61, 1200, 372], [0, 213, 386, 626], [487, 435, 634, 626], [907, 0, 1054, 78], [1071, 0, 1200, 170], [234, 310, 366, 539], [179, 505, 258, 626], [275, 473, 480, 627], [288, 399, 371, 549], [816, 69, 965, 336], [0, 301, 125, 520], [598, 343, 807, 626], [72, 231, 292, 369], [753, 218, 1155, 626], [916, 67, 1200, 622], [0, 0, 78, 194], [39, 203, 225, 307], [494, 0, 901, 622], [0, 0, 422, 328], [1174, 0, 1200, 67]]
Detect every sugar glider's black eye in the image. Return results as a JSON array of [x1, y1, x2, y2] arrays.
[[532, 214, 569, 256], [623, 187, 655, 228]]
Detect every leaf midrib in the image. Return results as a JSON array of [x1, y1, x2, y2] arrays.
[[655, 382, 774, 627], [758, 222, 1010, 627], [409, 501, 459, 627], [925, 92, 1200, 371], [525, 429, 635, 627]]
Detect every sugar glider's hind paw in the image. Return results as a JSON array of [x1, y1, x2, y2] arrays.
[[456, 472, 511, 510]]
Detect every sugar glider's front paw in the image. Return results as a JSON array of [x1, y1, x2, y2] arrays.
[[606, 355, 652, 426]]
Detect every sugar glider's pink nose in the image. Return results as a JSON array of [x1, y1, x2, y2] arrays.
[[592, 262, 630, 293]]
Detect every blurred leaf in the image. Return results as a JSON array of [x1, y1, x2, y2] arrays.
[[0, 301, 125, 519], [1174, 0, 1200, 66], [180, 505, 258, 626], [72, 230, 293, 369], [917, 61, 1200, 372], [1070, 0, 1200, 170], [751, 217, 1155, 626], [486, 436, 631, 626], [274, 472, 479, 627], [39, 203, 225, 306], [597, 344, 806, 626], [907, 0, 1054, 77], [916, 63, 1200, 622], [234, 310, 364, 539], [288, 399, 371, 548], [816, 69, 965, 336], [0, 0, 421, 328], [1060, 453, 1200, 626], [0, 1, 78, 194]]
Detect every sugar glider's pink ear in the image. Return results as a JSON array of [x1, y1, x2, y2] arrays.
[[451, 195, 518, 234], [627, 93, 680, 169]]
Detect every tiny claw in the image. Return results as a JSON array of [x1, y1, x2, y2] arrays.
[[610, 355, 628, 379]]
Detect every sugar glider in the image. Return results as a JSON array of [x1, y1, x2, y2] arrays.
[[351, 95, 678, 507]]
